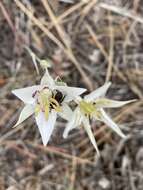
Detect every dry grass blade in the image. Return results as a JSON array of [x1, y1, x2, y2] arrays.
[[27, 142, 96, 166], [82, 0, 98, 15], [105, 12, 114, 82], [41, 0, 70, 47], [45, 1, 87, 30], [133, 0, 140, 13], [58, 0, 86, 21], [0, 125, 25, 144], [86, 23, 109, 59], [122, 20, 143, 99], [99, 3, 143, 24], [0, 139, 95, 166], [14, 0, 93, 90], [14, 0, 64, 49], [68, 157, 77, 189], [74, 0, 98, 34], [41, 0, 93, 90], [0, 1, 15, 33], [86, 23, 127, 83]]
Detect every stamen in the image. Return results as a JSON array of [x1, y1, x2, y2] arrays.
[[34, 88, 63, 120], [35, 104, 41, 116], [44, 104, 49, 120], [79, 100, 102, 120]]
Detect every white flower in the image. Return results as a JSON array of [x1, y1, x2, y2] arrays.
[[63, 82, 136, 156], [12, 69, 86, 146]]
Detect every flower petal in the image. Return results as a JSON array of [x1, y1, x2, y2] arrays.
[[35, 110, 57, 146], [40, 70, 55, 89], [13, 104, 34, 128], [100, 109, 126, 138], [95, 98, 136, 108], [56, 86, 86, 102], [63, 107, 82, 138], [84, 82, 111, 101], [58, 103, 73, 121], [12, 85, 40, 104], [83, 117, 100, 156]]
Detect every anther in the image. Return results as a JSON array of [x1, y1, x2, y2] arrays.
[[32, 90, 39, 97]]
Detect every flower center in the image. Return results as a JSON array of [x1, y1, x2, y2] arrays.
[[79, 100, 102, 119], [33, 88, 64, 120]]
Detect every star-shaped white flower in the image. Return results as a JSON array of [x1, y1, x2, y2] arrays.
[[63, 82, 136, 156], [12, 69, 86, 146]]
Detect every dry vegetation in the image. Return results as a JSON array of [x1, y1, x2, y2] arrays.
[[0, 0, 143, 189]]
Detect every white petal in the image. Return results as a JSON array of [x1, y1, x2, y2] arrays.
[[13, 104, 34, 128], [58, 103, 73, 121], [63, 107, 82, 138], [55, 86, 86, 102], [100, 109, 126, 138], [40, 70, 55, 89], [12, 85, 40, 104], [84, 82, 111, 101], [83, 117, 100, 156], [35, 110, 57, 146], [95, 98, 136, 108]]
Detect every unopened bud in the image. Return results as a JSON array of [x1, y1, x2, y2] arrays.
[[40, 59, 51, 70]]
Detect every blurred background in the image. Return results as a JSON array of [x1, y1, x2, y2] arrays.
[[0, 0, 143, 189]]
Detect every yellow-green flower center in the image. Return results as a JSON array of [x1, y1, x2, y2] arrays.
[[79, 100, 102, 119], [34, 88, 62, 120]]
